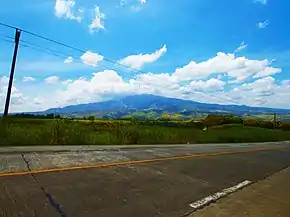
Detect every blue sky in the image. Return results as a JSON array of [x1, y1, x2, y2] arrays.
[[0, 0, 290, 112]]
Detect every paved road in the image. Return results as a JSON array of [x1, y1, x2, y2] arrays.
[[1, 142, 290, 217], [188, 167, 290, 217]]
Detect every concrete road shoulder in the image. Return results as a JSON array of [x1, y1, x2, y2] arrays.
[[187, 166, 290, 217]]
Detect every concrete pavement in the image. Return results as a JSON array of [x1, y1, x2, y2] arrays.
[[188, 166, 290, 217], [1, 142, 289, 174], [0, 143, 290, 216], [1, 141, 289, 154]]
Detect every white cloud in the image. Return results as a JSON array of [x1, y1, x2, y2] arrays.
[[217, 74, 223, 80], [173, 52, 281, 82], [258, 20, 269, 29], [0, 76, 9, 85], [135, 73, 177, 86], [225, 76, 290, 107], [80, 51, 104, 67], [62, 79, 73, 85], [3, 48, 290, 112], [281, 80, 290, 86], [119, 45, 167, 69], [233, 77, 276, 98], [119, 0, 147, 12], [182, 78, 225, 92], [64, 56, 73, 64], [23, 76, 35, 82], [191, 78, 225, 91], [234, 41, 248, 53], [31, 69, 290, 110], [54, 70, 133, 106], [3, 67, 290, 112], [228, 75, 248, 84], [225, 78, 290, 108], [120, 0, 128, 6], [253, 0, 267, 4], [89, 6, 105, 33], [54, 0, 83, 22], [44, 76, 60, 84], [131, 73, 180, 94], [253, 66, 281, 78], [120, 0, 147, 6], [0, 76, 26, 112], [240, 76, 274, 89], [33, 98, 42, 105], [36, 71, 225, 109]]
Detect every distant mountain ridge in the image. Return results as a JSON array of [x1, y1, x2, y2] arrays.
[[34, 94, 290, 119]]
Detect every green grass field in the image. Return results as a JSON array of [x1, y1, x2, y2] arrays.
[[1, 117, 290, 146]]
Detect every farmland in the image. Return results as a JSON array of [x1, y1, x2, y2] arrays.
[[1, 115, 290, 146]]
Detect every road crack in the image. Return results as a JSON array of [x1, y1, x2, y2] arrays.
[[20, 153, 67, 217]]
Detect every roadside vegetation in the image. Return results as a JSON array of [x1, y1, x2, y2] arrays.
[[1, 114, 290, 145]]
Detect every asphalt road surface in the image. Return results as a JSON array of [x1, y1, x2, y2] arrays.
[[1, 142, 290, 217]]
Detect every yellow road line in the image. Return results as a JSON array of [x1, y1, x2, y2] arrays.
[[0, 147, 284, 178]]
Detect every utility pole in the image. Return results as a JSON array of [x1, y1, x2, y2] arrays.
[[273, 112, 277, 128], [3, 29, 21, 117]]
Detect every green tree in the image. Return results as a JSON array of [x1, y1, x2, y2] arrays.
[[54, 114, 61, 119], [87, 115, 95, 121]]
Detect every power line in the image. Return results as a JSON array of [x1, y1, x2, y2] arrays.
[[0, 22, 17, 30], [2, 22, 239, 106], [17, 39, 137, 79], [15, 40, 133, 81], [0, 21, 148, 75], [0, 33, 113, 75], [0, 37, 243, 106], [0, 22, 146, 80], [0, 23, 245, 102], [0, 27, 248, 114], [20, 39, 81, 60], [0, 37, 14, 44], [0, 22, 273, 115], [0, 33, 15, 45], [19, 43, 67, 59], [18, 42, 109, 73], [0, 33, 14, 39]]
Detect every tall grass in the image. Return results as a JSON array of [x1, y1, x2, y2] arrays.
[[1, 118, 290, 146]]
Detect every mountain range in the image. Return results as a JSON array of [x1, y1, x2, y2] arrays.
[[36, 94, 290, 120]]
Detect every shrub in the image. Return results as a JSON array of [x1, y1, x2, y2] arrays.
[[209, 124, 242, 130], [115, 125, 142, 144], [87, 115, 95, 121], [185, 120, 205, 129], [259, 120, 274, 129], [0, 119, 9, 142], [226, 116, 243, 125], [244, 119, 259, 127], [279, 123, 290, 131], [49, 119, 90, 144], [124, 128, 142, 144], [54, 114, 61, 119], [203, 115, 224, 127], [203, 115, 243, 127]]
